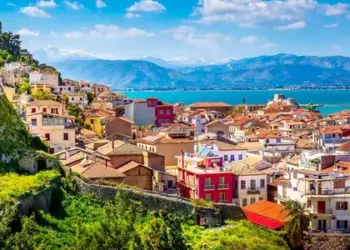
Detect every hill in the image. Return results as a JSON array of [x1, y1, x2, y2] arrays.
[[50, 54, 350, 90]]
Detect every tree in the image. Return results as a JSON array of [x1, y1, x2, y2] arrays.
[[67, 103, 83, 121], [86, 92, 94, 105], [18, 55, 31, 65], [0, 50, 13, 62], [283, 200, 311, 249], [19, 78, 32, 94], [0, 32, 22, 59], [32, 90, 51, 100]]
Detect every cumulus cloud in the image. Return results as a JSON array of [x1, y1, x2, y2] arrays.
[[125, 13, 142, 18], [239, 36, 258, 44], [192, 0, 316, 27], [324, 23, 338, 28], [37, 0, 57, 8], [20, 6, 50, 18], [64, 25, 154, 39], [64, 0, 83, 10], [325, 3, 348, 16], [274, 21, 306, 30], [170, 25, 231, 48], [17, 29, 40, 36], [127, 0, 166, 12], [96, 0, 107, 8]]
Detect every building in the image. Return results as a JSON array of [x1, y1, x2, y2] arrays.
[[27, 112, 75, 154], [52, 85, 77, 94], [189, 102, 233, 112], [319, 126, 350, 149], [67, 93, 88, 109], [83, 109, 115, 136], [31, 83, 52, 93], [124, 97, 174, 127], [92, 84, 110, 97], [29, 71, 59, 86], [92, 89, 130, 110], [205, 120, 230, 136], [176, 152, 233, 203], [26, 100, 64, 115], [105, 117, 136, 141]]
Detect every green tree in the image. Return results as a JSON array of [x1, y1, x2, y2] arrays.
[[32, 90, 51, 100], [283, 200, 310, 249], [0, 32, 22, 59], [67, 103, 83, 122], [19, 78, 32, 94], [18, 55, 31, 65], [0, 50, 13, 62], [86, 91, 94, 105]]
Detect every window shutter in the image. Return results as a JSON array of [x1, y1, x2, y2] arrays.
[[345, 202, 348, 210]]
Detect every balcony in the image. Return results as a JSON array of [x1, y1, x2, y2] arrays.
[[247, 188, 261, 194], [309, 208, 333, 216], [218, 183, 229, 190], [306, 188, 350, 196], [204, 184, 215, 190], [276, 194, 290, 201], [218, 200, 229, 203]]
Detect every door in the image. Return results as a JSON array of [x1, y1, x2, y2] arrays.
[[318, 220, 327, 232], [318, 182, 322, 195], [317, 201, 326, 214]]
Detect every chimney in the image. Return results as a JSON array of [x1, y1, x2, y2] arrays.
[[112, 140, 115, 149]]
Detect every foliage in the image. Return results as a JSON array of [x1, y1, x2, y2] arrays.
[[310, 158, 320, 165], [0, 32, 21, 59], [19, 78, 32, 94], [183, 220, 288, 250], [0, 170, 60, 203], [83, 124, 92, 130], [283, 200, 311, 248], [28, 136, 49, 152], [18, 56, 31, 65], [86, 91, 94, 105], [67, 103, 82, 119], [32, 90, 51, 100], [303, 233, 350, 250], [0, 50, 13, 67], [191, 198, 214, 208], [306, 104, 317, 112]]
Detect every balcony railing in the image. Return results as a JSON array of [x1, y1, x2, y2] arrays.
[[218, 200, 229, 203], [309, 209, 333, 215], [247, 188, 261, 194], [218, 183, 228, 189], [204, 185, 215, 190], [306, 188, 350, 196]]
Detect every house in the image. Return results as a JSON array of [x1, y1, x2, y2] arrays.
[[92, 84, 110, 97], [188, 102, 233, 113], [92, 89, 130, 110], [29, 70, 59, 86], [205, 120, 230, 136], [83, 109, 115, 136], [124, 97, 174, 127], [26, 100, 64, 116], [52, 85, 77, 94], [242, 200, 289, 230], [79, 81, 91, 92], [67, 93, 88, 109], [26, 112, 75, 153], [31, 83, 52, 93], [227, 157, 271, 207], [176, 152, 233, 203], [105, 117, 136, 141], [319, 126, 350, 149]]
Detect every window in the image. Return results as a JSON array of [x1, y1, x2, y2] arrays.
[[307, 199, 312, 208], [238, 154, 243, 160], [260, 179, 265, 188], [159, 109, 164, 115], [259, 197, 263, 201], [205, 177, 212, 185], [242, 198, 247, 206], [43, 108, 47, 113], [63, 133, 69, 141], [45, 133, 50, 141], [90, 119, 95, 124], [224, 155, 228, 161], [166, 109, 171, 115], [334, 180, 346, 189], [293, 172, 297, 179], [219, 176, 225, 184], [241, 180, 246, 189], [250, 197, 256, 204], [31, 108, 36, 113], [205, 193, 211, 201], [219, 193, 226, 202], [336, 202, 348, 210], [337, 220, 348, 229], [230, 155, 235, 161], [266, 139, 270, 143], [250, 180, 256, 189], [31, 119, 37, 126], [276, 138, 281, 143]]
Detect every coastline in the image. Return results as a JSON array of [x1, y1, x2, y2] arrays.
[[115, 88, 350, 92]]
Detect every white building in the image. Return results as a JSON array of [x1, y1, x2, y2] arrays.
[[29, 71, 59, 86], [52, 85, 77, 94], [124, 99, 156, 126], [68, 93, 88, 109]]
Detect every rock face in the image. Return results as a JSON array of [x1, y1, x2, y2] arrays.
[[50, 54, 350, 90]]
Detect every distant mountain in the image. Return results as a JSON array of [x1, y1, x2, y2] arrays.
[[50, 54, 350, 89], [33, 47, 97, 63]]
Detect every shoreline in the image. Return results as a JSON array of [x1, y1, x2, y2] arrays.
[[117, 88, 350, 92]]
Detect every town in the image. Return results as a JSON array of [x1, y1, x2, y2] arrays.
[[1, 22, 350, 249]]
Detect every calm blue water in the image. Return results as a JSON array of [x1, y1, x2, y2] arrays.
[[121, 90, 350, 116]]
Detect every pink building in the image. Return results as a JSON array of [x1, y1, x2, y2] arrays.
[[176, 152, 233, 203]]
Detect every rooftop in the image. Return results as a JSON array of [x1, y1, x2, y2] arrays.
[[189, 102, 232, 108]]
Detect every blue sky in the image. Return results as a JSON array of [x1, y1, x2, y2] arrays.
[[0, 0, 349, 61]]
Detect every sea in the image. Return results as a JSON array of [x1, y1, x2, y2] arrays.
[[120, 89, 350, 116]]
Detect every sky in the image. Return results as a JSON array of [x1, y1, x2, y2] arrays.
[[0, 0, 349, 61]]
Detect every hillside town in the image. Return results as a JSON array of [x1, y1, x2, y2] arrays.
[[1, 21, 350, 249]]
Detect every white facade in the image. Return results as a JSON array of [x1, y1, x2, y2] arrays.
[[124, 101, 155, 126], [52, 85, 77, 94], [68, 94, 88, 109], [234, 174, 268, 206], [29, 72, 59, 86]]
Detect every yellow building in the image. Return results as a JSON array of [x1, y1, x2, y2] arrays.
[[83, 109, 115, 136], [4, 86, 16, 101], [32, 83, 52, 93]]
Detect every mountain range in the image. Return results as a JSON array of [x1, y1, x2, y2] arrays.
[[33, 48, 350, 90]]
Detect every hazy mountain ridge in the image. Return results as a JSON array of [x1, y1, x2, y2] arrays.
[[49, 54, 350, 89]]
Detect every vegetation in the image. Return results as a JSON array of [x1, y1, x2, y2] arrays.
[[19, 78, 32, 94], [0, 49, 13, 67], [86, 91, 94, 105], [32, 90, 52, 100], [0, 32, 21, 60], [0, 170, 60, 203], [191, 198, 214, 208], [183, 220, 288, 250], [283, 200, 311, 248]]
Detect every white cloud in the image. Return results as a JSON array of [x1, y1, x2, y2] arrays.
[[274, 21, 306, 30], [239, 35, 258, 44], [324, 23, 339, 29], [20, 6, 50, 18], [96, 0, 107, 8], [37, 0, 57, 8], [170, 25, 231, 48], [17, 29, 40, 36], [193, 0, 316, 27], [64, 0, 83, 10], [64, 25, 154, 39], [6, 2, 16, 7], [325, 3, 348, 16], [127, 0, 166, 12], [125, 12, 142, 18]]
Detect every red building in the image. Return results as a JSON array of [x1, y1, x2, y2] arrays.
[[176, 153, 233, 203], [146, 97, 174, 127]]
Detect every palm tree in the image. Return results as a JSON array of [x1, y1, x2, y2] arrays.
[[283, 200, 311, 249]]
